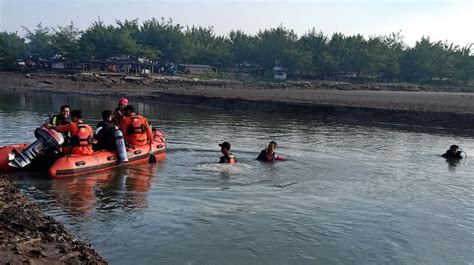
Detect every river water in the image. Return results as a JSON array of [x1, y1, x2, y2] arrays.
[[1, 92, 473, 264]]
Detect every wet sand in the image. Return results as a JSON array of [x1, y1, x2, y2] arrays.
[[0, 175, 107, 264], [1, 72, 473, 131]]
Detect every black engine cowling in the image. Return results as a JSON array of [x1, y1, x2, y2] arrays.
[[8, 127, 65, 168]]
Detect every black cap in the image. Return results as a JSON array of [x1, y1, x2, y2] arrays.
[[70, 109, 82, 119], [219, 142, 231, 150]]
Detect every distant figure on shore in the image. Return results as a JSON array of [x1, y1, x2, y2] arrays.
[[49, 105, 71, 127], [219, 142, 236, 164], [112, 97, 128, 125], [442, 145, 463, 159], [257, 141, 285, 162]]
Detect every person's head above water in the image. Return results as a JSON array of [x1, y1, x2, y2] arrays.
[[218, 141, 236, 163], [219, 142, 231, 154], [267, 141, 277, 153], [442, 144, 463, 159]]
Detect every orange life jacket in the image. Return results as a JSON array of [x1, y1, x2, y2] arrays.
[[127, 115, 147, 135], [70, 123, 93, 147]]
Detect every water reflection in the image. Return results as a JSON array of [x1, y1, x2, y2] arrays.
[[445, 158, 462, 171], [50, 163, 162, 217]]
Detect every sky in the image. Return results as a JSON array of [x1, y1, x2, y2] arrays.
[[0, 0, 473, 47]]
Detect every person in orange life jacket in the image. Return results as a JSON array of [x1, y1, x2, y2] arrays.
[[120, 105, 153, 147], [45, 110, 95, 155], [219, 142, 236, 164], [112, 97, 128, 125], [257, 141, 285, 161]]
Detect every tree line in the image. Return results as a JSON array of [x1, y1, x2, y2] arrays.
[[0, 18, 472, 85]]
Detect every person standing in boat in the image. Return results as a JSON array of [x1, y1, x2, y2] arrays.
[[257, 141, 285, 162], [219, 142, 236, 164], [112, 97, 129, 125], [120, 105, 153, 147], [45, 110, 95, 155]]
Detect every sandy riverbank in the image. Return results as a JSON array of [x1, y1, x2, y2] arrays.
[[0, 175, 107, 264], [1, 72, 474, 131]]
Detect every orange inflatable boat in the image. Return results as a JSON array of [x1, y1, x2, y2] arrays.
[[49, 134, 166, 178], [0, 143, 29, 171], [0, 129, 166, 177]]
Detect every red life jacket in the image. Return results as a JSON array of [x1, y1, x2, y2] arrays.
[[71, 123, 93, 147], [127, 115, 146, 135]]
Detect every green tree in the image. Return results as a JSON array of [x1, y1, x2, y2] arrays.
[[400, 37, 435, 81], [343, 34, 369, 78], [327, 33, 349, 77], [229, 30, 256, 67], [365, 36, 400, 80], [184, 25, 233, 67], [51, 22, 81, 60], [79, 20, 117, 60], [116, 19, 159, 59], [298, 29, 329, 78], [79, 19, 157, 61], [22, 23, 54, 58], [254, 26, 298, 68], [379, 32, 404, 80], [138, 18, 185, 63], [455, 45, 474, 84], [287, 40, 313, 78], [400, 37, 460, 83], [0, 32, 27, 69]]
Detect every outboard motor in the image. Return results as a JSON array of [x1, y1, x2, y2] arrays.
[[114, 128, 128, 162], [8, 127, 64, 168]]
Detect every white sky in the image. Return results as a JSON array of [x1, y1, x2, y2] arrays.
[[0, 0, 473, 47]]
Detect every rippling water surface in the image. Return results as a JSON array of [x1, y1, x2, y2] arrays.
[[1, 92, 473, 264]]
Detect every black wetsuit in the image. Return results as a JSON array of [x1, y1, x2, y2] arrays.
[[219, 153, 236, 163], [442, 150, 463, 159], [256, 149, 276, 161], [94, 121, 118, 151]]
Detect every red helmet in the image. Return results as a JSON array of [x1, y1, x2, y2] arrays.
[[118, 97, 128, 105]]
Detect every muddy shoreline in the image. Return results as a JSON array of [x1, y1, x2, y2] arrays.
[[0, 175, 107, 264], [1, 72, 474, 132]]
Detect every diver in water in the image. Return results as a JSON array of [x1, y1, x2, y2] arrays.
[[256, 141, 285, 161], [219, 142, 236, 164], [442, 145, 463, 159]]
